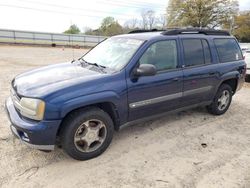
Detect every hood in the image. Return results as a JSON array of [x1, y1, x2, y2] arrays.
[[13, 62, 107, 98]]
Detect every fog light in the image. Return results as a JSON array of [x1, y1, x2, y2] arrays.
[[23, 132, 28, 138], [22, 132, 30, 142]]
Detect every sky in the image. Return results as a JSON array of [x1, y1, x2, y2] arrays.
[[0, 0, 249, 33]]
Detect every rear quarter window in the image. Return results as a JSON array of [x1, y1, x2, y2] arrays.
[[214, 38, 243, 63]]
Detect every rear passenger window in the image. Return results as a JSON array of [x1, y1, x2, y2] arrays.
[[214, 39, 243, 63], [182, 39, 211, 67]]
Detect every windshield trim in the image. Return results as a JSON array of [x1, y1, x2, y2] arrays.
[[81, 37, 146, 72]]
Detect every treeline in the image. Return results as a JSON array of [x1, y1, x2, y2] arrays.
[[64, 0, 250, 42], [64, 10, 167, 37]]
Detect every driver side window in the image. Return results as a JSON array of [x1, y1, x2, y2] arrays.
[[139, 40, 178, 72]]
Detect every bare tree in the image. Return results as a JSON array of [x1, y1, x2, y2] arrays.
[[141, 10, 156, 30], [141, 10, 148, 29], [157, 14, 167, 29], [124, 18, 138, 29], [147, 10, 156, 29]]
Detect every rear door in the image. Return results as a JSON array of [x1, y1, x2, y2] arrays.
[[181, 38, 217, 106]]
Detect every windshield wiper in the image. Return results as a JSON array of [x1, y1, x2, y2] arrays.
[[79, 58, 107, 72], [88, 62, 106, 69]]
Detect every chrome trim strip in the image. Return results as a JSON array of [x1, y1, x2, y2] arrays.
[[129, 86, 213, 109], [129, 92, 182, 109], [183, 86, 213, 97]]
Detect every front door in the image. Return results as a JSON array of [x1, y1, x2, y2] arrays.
[[127, 39, 183, 121]]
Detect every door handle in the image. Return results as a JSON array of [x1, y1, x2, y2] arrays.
[[173, 77, 180, 81]]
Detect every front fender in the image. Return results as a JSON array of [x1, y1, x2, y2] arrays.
[[60, 91, 121, 118]]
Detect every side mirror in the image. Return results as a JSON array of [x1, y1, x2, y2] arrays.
[[134, 64, 157, 77]]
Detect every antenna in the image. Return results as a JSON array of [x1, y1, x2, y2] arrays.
[[70, 20, 75, 61], [71, 35, 75, 60]]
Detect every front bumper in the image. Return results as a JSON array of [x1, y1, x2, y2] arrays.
[[5, 97, 61, 150]]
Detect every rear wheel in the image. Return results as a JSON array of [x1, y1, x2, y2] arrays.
[[207, 84, 233, 115], [245, 75, 250, 83], [60, 107, 114, 160]]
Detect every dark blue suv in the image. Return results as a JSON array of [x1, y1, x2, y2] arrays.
[[5, 29, 246, 160]]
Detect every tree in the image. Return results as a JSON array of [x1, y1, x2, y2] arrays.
[[141, 11, 149, 29], [157, 14, 167, 29], [124, 18, 139, 30], [167, 0, 239, 28], [147, 10, 156, 30], [234, 11, 250, 42], [64, 24, 81, 34], [123, 18, 140, 33], [167, 0, 183, 28], [100, 17, 115, 31], [141, 10, 157, 29], [100, 17, 123, 36]]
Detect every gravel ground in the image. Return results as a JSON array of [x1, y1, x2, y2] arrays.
[[1, 45, 250, 188]]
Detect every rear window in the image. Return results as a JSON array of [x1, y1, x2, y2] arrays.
[[214, 39, 243, 63]]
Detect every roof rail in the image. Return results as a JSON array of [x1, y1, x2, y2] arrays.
[[128, 29, 164, 34], [161, 28, 230, 36]]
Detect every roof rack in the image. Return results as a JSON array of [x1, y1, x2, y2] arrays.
[[161, 28, 230, 36], [128, 29, 164, 34]]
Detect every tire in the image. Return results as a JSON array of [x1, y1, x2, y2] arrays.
[[245, 75, 250, 83], [60, 107, 114, 160], [207, 84, 233, 115]]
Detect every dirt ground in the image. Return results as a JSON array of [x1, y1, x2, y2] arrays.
[[1, 45, 250, 188]]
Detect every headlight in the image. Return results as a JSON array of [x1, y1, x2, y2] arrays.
[[19, 97, 45, 120]]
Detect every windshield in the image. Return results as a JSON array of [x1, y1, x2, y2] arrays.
[[83, 37, 144, 71]]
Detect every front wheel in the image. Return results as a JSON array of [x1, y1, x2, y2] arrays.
[[207, 84, 233, 115], [60, 107, 114, 160]]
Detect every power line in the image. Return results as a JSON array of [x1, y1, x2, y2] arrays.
[[15, 0, 148, 18], [98, 0, 166, 11], [102, 0, 167, 7], [1, 1, 169, 21], [0, 4, 140, 20], [14, 0, 167, 13]]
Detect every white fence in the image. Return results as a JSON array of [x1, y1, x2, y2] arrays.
[[1, 29, 248, 49], [0, 29, 106, 47], [240, 43, 250, 49]]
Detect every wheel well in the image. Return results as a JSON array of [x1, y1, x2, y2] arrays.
[[221, 78, 237, 94], [57, 102, 120, 137], [96, 102, 120, 131]]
